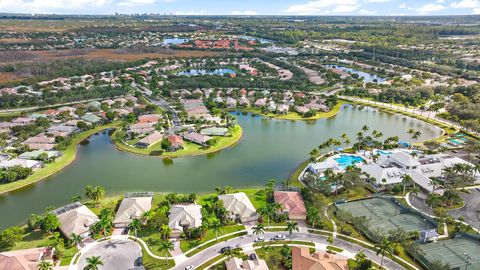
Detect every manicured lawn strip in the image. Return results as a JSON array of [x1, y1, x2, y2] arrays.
[[256, 246, 289, 270], [289, 159, 309, 188], [0, 121, 122, 194], [141, 245, 175, 270], [327, 245, 344, 253], [181, 225, 246, 255], [197, 188, 266, 209], [111, 124, 243, 157], [182, 231, 247, 257], [137, 228, 173, 257], [254, 240, 315, 247], [196, 254, 227, 270]]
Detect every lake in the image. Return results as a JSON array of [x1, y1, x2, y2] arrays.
[[0, 105, 442, 229], [325, 65, 387, 83]]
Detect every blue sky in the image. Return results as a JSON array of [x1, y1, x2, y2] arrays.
[[0, 0, 478, 16]]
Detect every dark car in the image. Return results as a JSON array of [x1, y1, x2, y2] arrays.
[[134, 257, 143, 266], [249, 253, 257, 260], [220, 246, 232, 254]]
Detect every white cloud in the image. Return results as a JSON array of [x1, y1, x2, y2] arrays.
[[418, 3, 446, 14], [358, 9, 376, 14], [450, 0, 479, 8], [436, 0, 445, 3], [365, 0, 391, 3], [285, 0, 360, 14], [474, 7, 480, 13], [230, 10, 258, 15], [117, 0, 158, 6]]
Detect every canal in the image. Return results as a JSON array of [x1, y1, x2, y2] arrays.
[[0, 104, 442, 229]]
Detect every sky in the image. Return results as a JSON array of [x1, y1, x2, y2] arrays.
[[0, 0, 479, 16]]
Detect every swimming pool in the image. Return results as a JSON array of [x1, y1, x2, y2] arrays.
[[333, 155, 364, 169], [377, 150, 393, 155]]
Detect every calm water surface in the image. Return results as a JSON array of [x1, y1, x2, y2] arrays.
[[0, 105, 442, 229]]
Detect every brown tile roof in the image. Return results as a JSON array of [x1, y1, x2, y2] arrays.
[[273, 191, 307, 217], [292, 247, 348, 270]]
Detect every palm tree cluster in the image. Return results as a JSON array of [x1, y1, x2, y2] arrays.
[[89, 209, 113, 238], [84, 185, 105, 207], [442, 163, 478, 189]]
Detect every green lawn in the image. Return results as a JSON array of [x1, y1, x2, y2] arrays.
[[180, 224, 246, 254], [256, 246, 289, 270], [0, 121, 122, 194], [141, 246, 175, 270], [137, 228, 172, 257], [112, 124, 243, 157]]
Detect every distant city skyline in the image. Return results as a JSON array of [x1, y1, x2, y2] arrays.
[[0, 0, 479, 16]]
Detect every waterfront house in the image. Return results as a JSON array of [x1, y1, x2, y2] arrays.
[[226, 97, 237, 108], [0, 247, 54, 270], [25, 143, 56, 151], [276, 104, 289, 114], [254, 98, 267, 107], [128, 123, 156, 135], [167, 135, 184, 151], [0, 159, 42, 169], [200, 127, 229, 136], [24, 135, 55, 145], [168, 204, 203, 236], [274, 191, 307, 220], [294, 106, 310, 115], [53, 202, 99, 239], [87, 101, 102, 110], [135, 132, 164, 148], [218, 192, 258, 222], [225, 257, 269, 270], [183, 132, 212, 146], [81, 114, 102, 124], [19, 150, 61, 160], [113, 193, 153, 228], [292, 246, 348, 270]]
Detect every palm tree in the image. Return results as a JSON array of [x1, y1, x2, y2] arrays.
[[69, 233, 82, 247], [375, 237, 394, 268], [210, 218, 223, 241], [252, 224, 265, 236], [83, 256, 103, 270], [223, 248, 241, 258], [411, 186, 420, 202], [355, 250, 367, 262], [401, 174, 413, 196], [98, 209, 113, 238], [128, 218, 141, 238], [142, 210, 154, 223], [327, 235, 334, 245], [160, 224, 172, 240], [38, 260, 53, 270], [307, 207, 321, 229], [159, 240, 174, 265], [258, 203, 280, 228], [286, 221, 299, 241]]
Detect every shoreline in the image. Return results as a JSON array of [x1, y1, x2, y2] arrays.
[[0, 122, 122, 195], [225, 101, 345, 121], [111, 124, 244, 158]]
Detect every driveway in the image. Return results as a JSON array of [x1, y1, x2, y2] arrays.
[[449, 189, 480, 229], [77, 238, 143, 270], [173, 231, 407, 270]]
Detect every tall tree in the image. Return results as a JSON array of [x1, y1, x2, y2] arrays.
[[83, 256, 103, 270], [159, 240, 174, 265], [375, 237, 394, 268], [286, 221, 299, 241]]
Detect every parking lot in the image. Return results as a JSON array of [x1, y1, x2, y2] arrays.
[[449, 188, 480, 230]]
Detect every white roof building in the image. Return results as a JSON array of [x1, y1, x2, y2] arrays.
[[218, 192, 257, 222], [113, 194, 153, 228], [53, 202, 99, 239], [168, 204, 202, 235], [0, 158, 42, 169]]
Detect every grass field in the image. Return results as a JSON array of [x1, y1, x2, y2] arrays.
[[180, 224, 245, 254], [0, 121, 122, 194], [112, 124, 243, 158]]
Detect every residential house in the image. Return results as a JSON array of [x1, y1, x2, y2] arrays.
[[0, 247, 54, 270], [136, 132, 164, 148], [113, 193, 153, 228], [138, 114, 162, 124], [218, 192, 257, 222], [274, 191, 307, 220], [200, 127, 229, 136], [295, 106, 310, 115], [53, 202, 99, 239], [0, 159, 43, 169], [226, 97, 237, 108], [225, 257, 269, 270], [254, 98, 267, 107], [167, 135, 184, 151], [183, 132, 212, 146], [292, 246, 348, 270], [18, 150, 61, 160], [81, 114, 102, 124], [276, 104, 289, 114], [168, 204, 203, 236], [87, 101, 102, 110], [128, 123, 156, 135]]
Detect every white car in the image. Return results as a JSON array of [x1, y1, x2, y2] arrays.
[[272, 235, 286, 240], [254, 236, 265, 242], [185, 265, 194, 270]]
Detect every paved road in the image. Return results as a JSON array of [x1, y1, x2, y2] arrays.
[[449, 189, 480, 229], [147, 96, 182, 127], [173, 231, 407, 270], [77, 238, 143, 270]]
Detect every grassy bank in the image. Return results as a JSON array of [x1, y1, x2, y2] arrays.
[[111, 124, 243, 158], [0, 121, 122, 195]]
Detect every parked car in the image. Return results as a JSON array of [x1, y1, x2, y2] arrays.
[[254, 236, 265, 242], [271, 235, 286, 240], [185, 265, 194, 270], [249, 253, 257, 260], [220, 246, 232, 254], [134, 257, 143, 266]]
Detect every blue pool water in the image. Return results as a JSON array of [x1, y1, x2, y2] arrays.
[[177, 68, 236, 76], [378, 150, 393, 155], [334, 155, 364, 169]]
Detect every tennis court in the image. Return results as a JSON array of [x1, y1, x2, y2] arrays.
[[417, 234, 480, 270], [336, 197, 436, 233]]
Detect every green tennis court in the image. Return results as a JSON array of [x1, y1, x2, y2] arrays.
[[336, 197, 435, 233], [417, 234, 480, 270]]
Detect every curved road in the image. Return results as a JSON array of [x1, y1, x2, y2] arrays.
[[77, 238, 143, 270], [173, 231, 408, 270]]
